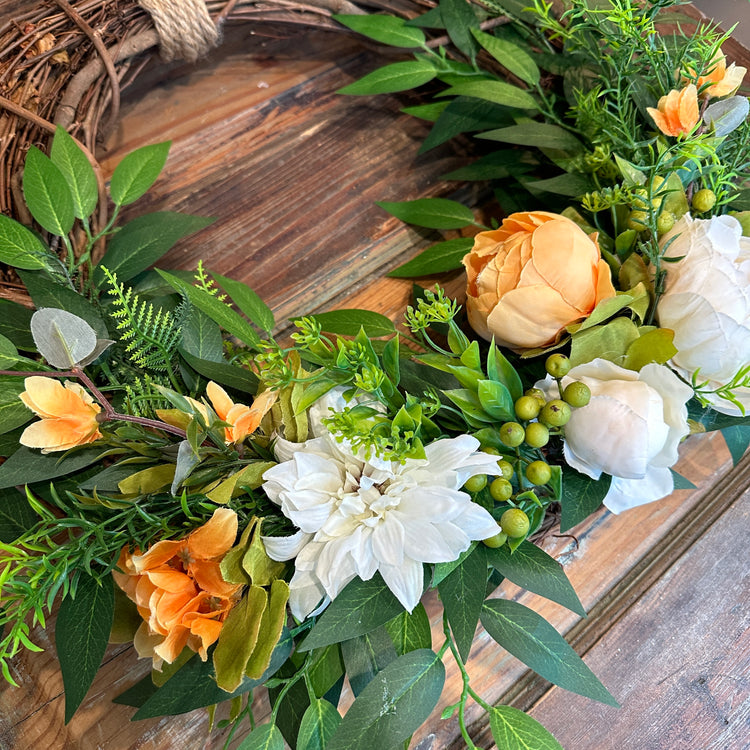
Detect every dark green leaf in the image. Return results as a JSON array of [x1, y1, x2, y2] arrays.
[[237, 723, 285, 750], [333, 14, 425, 47], [384, 604, 432, 656], [50, 127, 98, 220], [721, 424, 750, 466], [405, 6, 445, 28], [439, 80, 537, 110], [0, 214, 52, 270], [440, 0, 479, 59], [381, 335, 401, 387], [179, 349, 259, 393], [486, 541, 585, 616], [304, 310, 395, 338], [487, 342, 523, 402], [308, 645, 346, 697], [112, 674, 158, 708], [442, 150, 537, 182], [377, 198, 475, 230], [560, 469, 611, 532], [438, 544, 487, 660], [470, 29, 540, 86], [110, 141, 171, 206], [270, 675, 311, 745], [94, 212, 213, 285], [0, 486, 38, 542], [524, 173, 594, 197], [0, 300, 34, 350], [0, 377, 32, 436], [0, 446, 104, 490], [341, 627, 398, 696], [388, 238, 473, 277], [212, 272, 275, 333], [481, 599, 617, 705], [338, 61, 436, 95], [300, 574, 405, 651], [670, 469, 696, 490], [478, 123, 584, 152], [432, 543, 477, 586], [489, 705, 564, 750], [688, 399, 750, 431], [297, 699, 342, 750], [23, 146, 75, 236], [180, 308, 224, 362], [57, 573, 114, 722], [401, 102, 451, 121]]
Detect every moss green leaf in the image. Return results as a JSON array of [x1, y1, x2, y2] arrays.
[[245, 580, 290, 679], [110, 141, 171, 206], [50, 126, 98, 220], [470, 28, 540, 86], [439, 80, 537, 110], [338, 61, 436, 95], [23, 146, 75, 236], [489, 705, 564, 750]]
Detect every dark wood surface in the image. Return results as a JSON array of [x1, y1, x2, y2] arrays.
[[1, 11, 749, 750]]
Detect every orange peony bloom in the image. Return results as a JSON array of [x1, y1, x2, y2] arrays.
[[690, 50, 746, 98], [19, 376, 102, 453], [205, 382, 277, 444], [113, 507, 242, 667], [463, 211, 616, 350], [646, 84, 700, 137]]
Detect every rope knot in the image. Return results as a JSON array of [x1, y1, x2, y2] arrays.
[[138, 0, 220, 62]]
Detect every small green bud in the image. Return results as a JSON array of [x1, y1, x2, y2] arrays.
[[499, 422, 525, 447], [692, 188, 716, 213], [497, 459, 514, 480], [525, 460, 552, 485], [482, 531, 508, 549], [562, 381, 591, 408], [656, 211, 675, 235], [524, 421, 550, 448], [627, 209, 649, 232], [514, 395, 541, 421], [500, 508, 530, 538], [545, 354, 571, 378], [464, 474, 487, 493], [490, 477, 514, 502], [540, 399, 572, 427]]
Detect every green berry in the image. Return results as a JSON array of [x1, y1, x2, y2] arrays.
[[525, 387, 546, 404], [490, 477, 514, 502], [500, 508, 530, 538], [499, 422, 525, 447], [656, 211, 675, 235], [482, 446, 501, 456], [692, 188, 716, 213], [545, 354, 571, 378], [540, 399, 572, 427], [515, 395, 541, 421], [525, 460, 552, 485], [562, 381, 591, 408], [497, 460, 514, 480], [482, 531, 508, 549], [627, 209, 649, 232], [464, 474, 487, 493], [524, 421, 550, 448]]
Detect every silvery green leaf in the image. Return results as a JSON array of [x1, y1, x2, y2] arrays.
[[77, 338, 115, 367], [704, 97, 749, 137], [30, 308, 97, 368], [171, 440, 200, 495]]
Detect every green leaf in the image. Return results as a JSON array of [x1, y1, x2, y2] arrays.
[[487, 342, 523, 402], [442, 150, 536, 181], [300, 574, 405, 651], [237, 723, 285, 750], [486, 541, 586, 616], [180, 308, 224, 362], [432, 543, 477, 586], [0, 300, 34, 350], [489, 705, 564, 750], [23, 146, 75, 236], [401, 101, 450, 121], [406, 6, 445, 28], [388, 238, 473, 277], [377, 198, 475, 230], [479, 122, 584, 152], [333, 14, 426, 47], [0, 446, 104, 490], [179, 349, 259, 392], [560, 469, 611, 532], [0, 487, 39, 542], [341, 627, 398, 696], [50, 127, 98, 220], [438, 544, 487, 660], [470, 29, 540, 86], [384, 604, 432, 656], [440, 0, 479, 59], [438, 80, 537, 110], [481, 599, 617, 705], [524, 173, 594, 197], [338, 60, 436, 95], [477, 379, 515, 421], [212, 272, 275, 333], [297, 699, 342, 750], [56, 573, 115, 722], [721, 424, 750, 466], [670, 469, 696, 490], [0, 377, 32, 436], [0, 214, 51, 270], [304, 310, 395, 338], [94, 212, 213, 286], [110, 141, 171, 206], [326, 649, 445, 750], [157, 270, 261, 349]]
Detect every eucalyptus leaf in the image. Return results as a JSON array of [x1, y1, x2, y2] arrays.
[[337, 61, 436, 95], [50, 126, 98, 220], [171, 440, 201, 495], [704, 96, 749, 137], [110, 141, 171, 206], [23, 146, 75, 236], [377, 198, 476, 229], [30, 308, 97, 369], [0, 214, 52, 270]]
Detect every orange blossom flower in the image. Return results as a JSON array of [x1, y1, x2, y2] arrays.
[[647, 84, 700, 137], [205, 382, 277, 444], [113, 507, 242, 666], [691, 50, 746, 98], [19, 376, 102, 453]]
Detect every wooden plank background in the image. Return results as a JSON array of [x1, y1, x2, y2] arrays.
[[1, 6, 749, 750]]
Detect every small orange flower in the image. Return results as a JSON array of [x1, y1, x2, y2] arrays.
[[113, 507, 242, 667], [690, 50, 746, 98], [205, 382, 277, 444], [19, 376, 102, 453], [647, 84, 700, 137]]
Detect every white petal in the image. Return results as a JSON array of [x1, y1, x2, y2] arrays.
[[400, 517, 462, 563], [371, 517, 405, 566], [452, 502, 502, 540], [379, 557, 424, 612], [288, 568, 329, 620], [603, 466, 675, 514], [261, 530, 312, 561]]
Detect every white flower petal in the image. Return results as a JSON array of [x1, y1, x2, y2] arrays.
[[261, 530, 312, 561], [371, 517, 405, 566], [603, 466, 675, 514], [379, 557, 424, 613]]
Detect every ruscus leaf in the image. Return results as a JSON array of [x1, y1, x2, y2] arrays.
[[110, 141, 171, 206]]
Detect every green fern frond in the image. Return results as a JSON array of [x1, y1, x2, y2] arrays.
[[193, 259, 228, 302], [123, 374, 172, 418]]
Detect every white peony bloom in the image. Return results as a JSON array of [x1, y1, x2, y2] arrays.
[[538, 359, 692, 514], [656, 213, 750, 415], [261, 433, 502, 619]]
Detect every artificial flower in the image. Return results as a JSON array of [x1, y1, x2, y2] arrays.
[[261, 433, 501, 618], [19, 376, 102, 453], [463, 211, 616, 350], [537, 359, 692, 514], [689, 49, 746, 98], [205, 381, 277, 443], [656, 214, 750, 415], [113, 507, 242, 667], [646, 84, 700, 137]]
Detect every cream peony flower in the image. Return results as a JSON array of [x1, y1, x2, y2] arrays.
[[657, 214, 750, 415], [538, 359, 692, 514], [261, 433, 501, 618]]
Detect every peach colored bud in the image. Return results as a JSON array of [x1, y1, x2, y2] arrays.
[[646, 84, 700, 137], [690, 50, 746, 98]]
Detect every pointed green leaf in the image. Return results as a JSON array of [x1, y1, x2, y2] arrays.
[[180, 307, 224, 362], [670, 469, 696, 490], [489, 705, 564, 750], [179, 349, 259, 392], [110, 141, 171, 206], [303, 310, 395, 338], [56, 573, 114, 722], [478, 123, 583, 151], [440, 0, 480, 59], [237, 723, 285, 750], [338, 60, 436, 95], [298, 699, 342, 750], [377, 198, 476, 229], [487, 342, 523, 402], [0, 215, 51, 271], [401, 101, 450, 121], [721, 424, 750, 466], [50, 127, 98, 220], [439, 80, 537, 110], [333, 14, 426, 47], [388, 237, 473, 277], [477, 379, 515, 421], [0, 377, 31, 436], [23, 146, 75, 236], [524, 173, 594, 197], [0, 446, 104, 490], [341, 627, 398, 696], [0, 486, 39, 542], [384, 603, 432, 655], [212, 272, 275, 332], [481, 599, 617, 705], [470, 29, 540, 86], [560, 469, 611, 532], [0, 300, 34, 350]]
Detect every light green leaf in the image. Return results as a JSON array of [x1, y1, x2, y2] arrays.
[[0, 215, 51, 271], [110, 141, 171, 206], [489, 705, 564, 750], [384, 603, 432, 656], [481, 599, 617, 705], [470, 29, 540, 86], [30, 308, 97, 369], [388, 237, 473, 277], [23, 146, 75, 236], [479, 122, 584, 152], [212, 272, 275, 332], [623, 328, 677, 371], [237, 723, 285, 750], [50, 126, 98, 220], [477, 379, 515, 421], [338, 60, 436, 95], [560, 469, 611, 532], [57, 573, 114, 722], [377, 197, 476, 229], [297, 699, 342, 750], [180, 307, 224, 363], [304, 310, 395, 338], [333, 14, 425, 47], [439, 80, 537, 110], [569, 318, 640, 369], [401, 101, 451, 121]]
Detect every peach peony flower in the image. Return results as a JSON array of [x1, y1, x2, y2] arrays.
[[205, 382, 277, 444], [646, 84, 700, 137], [113, 507, 242, 667], [462, 211, 616, 350], [19, 376, 102, 453], [690, 50, 746, 98]]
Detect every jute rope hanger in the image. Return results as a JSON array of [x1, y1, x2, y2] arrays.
[[138, 0, 221, 62]]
